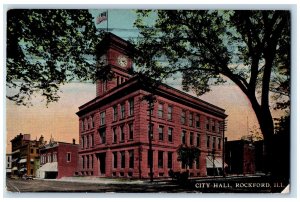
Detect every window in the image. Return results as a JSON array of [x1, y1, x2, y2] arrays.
[[147, 150, 153, 168], [86, 135, 89, 148], [31, 149, 34, 154], [48, 154, 51, 162], [207, 135, 210, 148], [197, 133, 200, 147], [129, 98, 134, 116], [91, 116, 94, 128], [53, 153, 57, 162], [82, 156, 85, 169], [168, 127, 173, 142], [113, 105, 118, 121], [181, 110, 186, 124], [212, 121, 215, 132], [148, 124, 154, 140], [158, 151, 163, 168], [167, 105, 173, 121], [148, 103, 154, 116], [213, 136, 216, 149], [81, 136, 84, 149], [91, 155, 94, 169], [120, 151, 125, 168], [67, 152, 71, 162], [112, 127, 117, 143], [117, 76, 120, 85], [81, 120, 84, 131], [181, 130, 186, 144], [129, 150, 134, 168], [158, 125, 164, 141], [168, 152, 173, 169], [189, 112, 193, 127], [91, 134, 94, 147], [84, 136, 88, 148], [85, 118, 89, 130], [196, 114, 200, 128], [128, 123, 134, 140], [87, 155, 90, 169], [120, 125, 125, 142], [190, 132, 194, 145], [216, 122, 220, 133], [120, 103, 125, 119], [113, 152, 117, 168], [100, 111, 106, 126], [206, 118, 210, 130], [196, 157, 200, 169], [218, 137, 221, 149], [100, 129, 106, 144], [158, 103, 163, 118]]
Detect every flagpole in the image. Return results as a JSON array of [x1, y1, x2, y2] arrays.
[[106, 10, 108, 32]]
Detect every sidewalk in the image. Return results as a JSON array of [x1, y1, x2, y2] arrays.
[[55, 176, 147, 184], [44, 174, 264, 185]]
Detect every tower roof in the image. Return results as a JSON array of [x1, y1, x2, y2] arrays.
[[96, 32, 134, 57]]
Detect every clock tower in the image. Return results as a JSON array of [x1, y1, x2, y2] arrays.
[[95, 32, 134, 97]]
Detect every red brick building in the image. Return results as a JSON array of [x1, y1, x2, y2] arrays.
[[76, 33, 227, 179], [37, 138, 79, 179], [225, 140, 256, 175]]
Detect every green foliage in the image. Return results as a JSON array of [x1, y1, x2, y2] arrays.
[[7, 9, 102, 106], [177, 144, 200, 169], [134, 10, 290, 140], [274, 114, 290, 136]]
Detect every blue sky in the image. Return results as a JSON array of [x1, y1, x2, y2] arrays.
[[91, 9, 140, 39]]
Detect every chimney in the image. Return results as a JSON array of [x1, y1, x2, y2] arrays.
[[72, 138, 76, 144]]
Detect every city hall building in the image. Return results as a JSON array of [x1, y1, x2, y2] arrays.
[[76, 33, 227, 179]]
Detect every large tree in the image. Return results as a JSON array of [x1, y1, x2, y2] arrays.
[[134, 10, 290, 173], [7, 9, 101, 106]]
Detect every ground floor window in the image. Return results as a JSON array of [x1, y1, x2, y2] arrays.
[[113, 152, 117, 168], [120, 151, 125, 168], [168, 152, 173, 169], [129, 150, 134, 168], [158, 151, 163, 168]]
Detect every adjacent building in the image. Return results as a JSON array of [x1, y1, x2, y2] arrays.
[[37, 138, 79, 179], [10, 133, 43, 177], [6, 153, 12, 177], [225, 140, 256, 175], [76, 33, 227, 179]]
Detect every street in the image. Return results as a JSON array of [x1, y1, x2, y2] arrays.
[[5, 176, 289, 193], [6, 178, 188, 193]]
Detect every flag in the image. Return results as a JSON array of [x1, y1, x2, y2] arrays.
[[96, 12, 107, 24]]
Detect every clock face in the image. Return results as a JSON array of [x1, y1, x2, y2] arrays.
[[117, 55, 128, 67]]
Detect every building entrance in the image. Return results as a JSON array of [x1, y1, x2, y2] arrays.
[[98, 153, 106, 176]]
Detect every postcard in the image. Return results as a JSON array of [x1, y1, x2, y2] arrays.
[[5, 8, 291, 194]]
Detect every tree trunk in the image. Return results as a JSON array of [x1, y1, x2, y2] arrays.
[[248, 93, 274, 174]]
